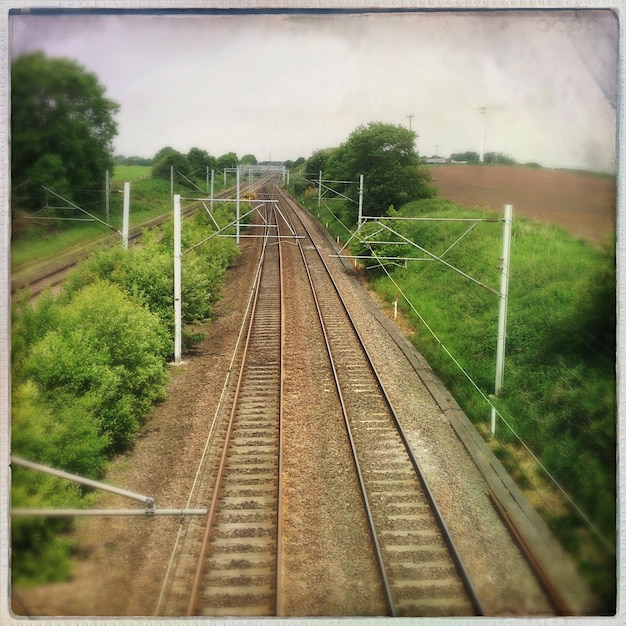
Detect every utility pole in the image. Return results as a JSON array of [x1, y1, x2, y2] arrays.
[[357, 174, 364, 227], [491, 203, 513, 434], [434, 144, 440, 157], [236, 168, 241, 246], [406, 114, 414, 131], [173, 194, 182, 364], [122, 182, 130, 249], [318, 170, 322, 210]]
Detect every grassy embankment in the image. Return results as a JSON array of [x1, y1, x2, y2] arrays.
[[11, 191, 242, 585], [292, 183, 616, 611], [11, 165, 231, 269], [10, 167, 244, 585]]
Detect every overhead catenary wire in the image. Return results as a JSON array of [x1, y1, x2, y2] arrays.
[[370, 248, 615, 555]]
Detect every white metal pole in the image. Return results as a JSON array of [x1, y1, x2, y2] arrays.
[[236, 168, 241, 245], [206, 166, 210, 195], [479, 107, 486, 163], [494, 203, 512, 396], [210, 169, 215, 212], [105, 169, 110, 225], [174, 194, 182, 364], [122, 182, 130, 249], [318, 170, 322, 209], [358, 174, 364, 226]]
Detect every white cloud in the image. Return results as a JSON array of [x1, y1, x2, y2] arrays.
[[10, 9, 618, 171]]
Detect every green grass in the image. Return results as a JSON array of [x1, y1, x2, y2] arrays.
[[11, 174, 233, 271], [111, 164, 152, 181], [295, 190, 617, 611]]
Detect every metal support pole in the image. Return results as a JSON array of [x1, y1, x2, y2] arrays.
[[210, 169, 215, 211], [11, 457, 153, 507], [122, 182, 130, 249], [358, 174, 364, 226], [492, 203, 512, 432], [206, 166, 210, 196], [318, 170, 322, 209], [236, 168, 241, 245], [12, 508, 208, 517], [105, 169, 110, 225], [174, 194, 182, 364]]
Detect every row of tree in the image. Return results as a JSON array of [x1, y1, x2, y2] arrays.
[[10, 52, 264, 215], [449, 150, 519, 165]]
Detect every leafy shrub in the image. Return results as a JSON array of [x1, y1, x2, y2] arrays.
[[12, 193, 242, 585], [26, 282, 169, 452]]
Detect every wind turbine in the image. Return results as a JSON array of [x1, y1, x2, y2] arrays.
[[479, 104, 487, 162]]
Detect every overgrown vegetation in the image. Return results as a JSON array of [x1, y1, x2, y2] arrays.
[[11, 52, 119, 214], [11, 167, 235, 270], [11, 201, 240, 584], [291, 185, 616, 611], [293, 122, 435, 222]]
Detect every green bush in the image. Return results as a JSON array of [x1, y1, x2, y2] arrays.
[[25, 282, 169, 452], [12, 194, 241, 585]]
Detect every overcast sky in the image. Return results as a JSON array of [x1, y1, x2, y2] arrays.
[[9, 8, 619, 172]]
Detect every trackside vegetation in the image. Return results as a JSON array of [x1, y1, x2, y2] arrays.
[[290, 183, 616, 611], [11, 201, 240, 584]]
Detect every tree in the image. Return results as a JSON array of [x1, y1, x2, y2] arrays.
[[240, 154, 257, 165], [187, 147, 215, 174], [151, 149, 189, 181], [450, 151, 480, 162], [324, 122, 436, 220], [11, 52, 119, 213], [306, 148, 335, 179], [216, 152, 239, 171], [484, 152, 517, 165]]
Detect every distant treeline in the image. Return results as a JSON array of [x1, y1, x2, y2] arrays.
[[114, 154, 153, 166]]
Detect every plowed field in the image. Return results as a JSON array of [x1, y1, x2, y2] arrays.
[[429, 165, 616, 247]]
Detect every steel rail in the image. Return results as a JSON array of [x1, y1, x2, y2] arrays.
[[185, 196, 284, 617], [276, 185, 485, 616], [274, 197, 286, 617], [185, 214, 270, 616], [277, 192, 395, 615], [12, 175, 274, 296]]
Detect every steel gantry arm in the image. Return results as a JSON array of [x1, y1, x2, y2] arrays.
[[10, 456, 207, 517]]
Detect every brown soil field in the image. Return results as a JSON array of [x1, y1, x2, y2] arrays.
[[429, 165, 617, 247]]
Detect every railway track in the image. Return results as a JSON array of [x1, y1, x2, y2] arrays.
[[157, 182, 484, 617], [274, 185, 484, 617], [10, 175, 273, 296], [156, 198, 284, 617]]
